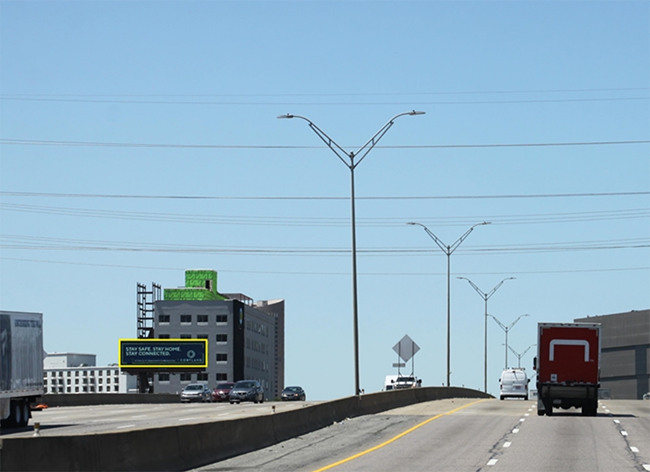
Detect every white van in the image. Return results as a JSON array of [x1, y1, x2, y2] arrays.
[[499, 368, 529, 400]]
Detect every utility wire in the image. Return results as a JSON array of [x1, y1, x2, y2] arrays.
[[0, 256, 647, 277], [1, 138, 648, 149], [1, 190, 648, 201], [0, 202, 647, 227]]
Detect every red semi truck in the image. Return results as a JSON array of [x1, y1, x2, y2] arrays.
[[534, 322, 600, 416]]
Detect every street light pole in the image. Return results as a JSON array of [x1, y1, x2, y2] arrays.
[[457, 277, 515, 393], [507, 344, 536, 368], [488, 314, 530, 370], [407, 221, 490, 387], [279, 111, 425, 395]]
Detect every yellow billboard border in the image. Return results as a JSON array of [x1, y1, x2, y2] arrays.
[[118, 338, 209, 369]]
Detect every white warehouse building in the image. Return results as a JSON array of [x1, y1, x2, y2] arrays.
[[43, 352, 136, 394]]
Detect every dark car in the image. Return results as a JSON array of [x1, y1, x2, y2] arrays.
[[180, 383, 212, 403], [281, 386, 306, 401], [229, 380, 264, 404], [212, 382, 236, 402]]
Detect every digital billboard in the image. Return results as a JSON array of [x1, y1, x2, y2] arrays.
[[118, 339, 208, 369]]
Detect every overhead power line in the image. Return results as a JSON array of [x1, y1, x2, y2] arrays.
[[1, 190, 648, 201], [0, 96, 648, 106], [1, 138, 648, 150], [0, 256, 647, 277], [1, 202, 648, 227]]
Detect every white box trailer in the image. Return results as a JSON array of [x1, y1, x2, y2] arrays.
[[0, 311, 44, 428]]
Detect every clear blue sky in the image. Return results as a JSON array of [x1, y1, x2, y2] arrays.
[[1, 1, 648, 400]]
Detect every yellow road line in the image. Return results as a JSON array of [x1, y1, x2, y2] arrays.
[[311, 399, 488, 472]]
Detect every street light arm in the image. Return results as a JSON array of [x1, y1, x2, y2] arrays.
[[457, 276, 487, 299], [520, 344, 535, 357], [448, 221, 491, 255], [277, 114, 351, 167], [507, 344, 520, 358], [488, 314, 507, 331], [485, 277, 516, 300], [507, 313, 530, 330], [353, 111, 425, 168], [407, 222, 448, 253]]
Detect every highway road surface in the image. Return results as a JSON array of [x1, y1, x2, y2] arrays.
[[191, 398, 650, 472]]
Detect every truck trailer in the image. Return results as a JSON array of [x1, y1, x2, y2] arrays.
[[534, 322, 600, 416], [0, 311, 44, 428]]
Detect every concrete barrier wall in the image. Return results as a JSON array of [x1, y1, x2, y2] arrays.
[[42, 393, 179, 407], [2, 387, 491, 471]]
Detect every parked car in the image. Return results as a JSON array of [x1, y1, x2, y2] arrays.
[[180, 383, 212, 403], [281, 386, 306, 401], [212, 382, 236, 402], [229, 380, 264, 404]]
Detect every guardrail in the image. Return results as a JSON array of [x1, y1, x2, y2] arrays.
[[1, 386, 491, 471]]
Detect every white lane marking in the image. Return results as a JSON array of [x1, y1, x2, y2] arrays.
[[519, 418, 526, 422], [613, 420, 620, 424], [178, 417, 199, 422], [528, 408, 533, 412], [503, 442, 512, 448], [217, 413, 230, 417], [621, 431, 628, 436], [524, 413, 530, 417], [116, 424, 135, 429], [131, 415, 147, 419], [487, 459, 498, 466], [512, 428, 519, 433], [605, 409, 611, 413], [631, 447, 639, 453]]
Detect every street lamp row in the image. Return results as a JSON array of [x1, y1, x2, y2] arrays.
[[407, 221, 490, 387], [457, 276, 515, 392]]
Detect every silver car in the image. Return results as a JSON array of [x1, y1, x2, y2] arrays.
[[180, 383, 212, 403]]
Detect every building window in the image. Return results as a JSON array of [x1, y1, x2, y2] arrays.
[[159, 334, 170, 339], [75, 387, 79, 392], [216, 353, 227, 363], [159, 373, 170, 382], [197, 314, 208, 324], [180, 314, 192, 324], [114, 386, 119, 392], [67, 387, 71, 393], [216, 334, 227, 344], [180, 334, 192, 339], [180, 373, 192, 382], [216, 314, 227, 324], [216, 373, 228, 381], [197, 334, 209, 340], [99, 386, 103, 392], [159, 314, 170, 324], [197, 373, 208, 382]]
